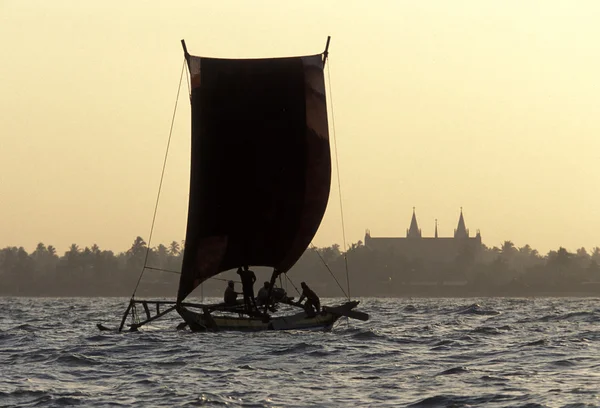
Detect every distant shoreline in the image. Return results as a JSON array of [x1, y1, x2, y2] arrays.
[[2, 239, 600, 301]]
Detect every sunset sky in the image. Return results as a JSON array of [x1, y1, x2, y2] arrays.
[[2, 1, 600, 255]]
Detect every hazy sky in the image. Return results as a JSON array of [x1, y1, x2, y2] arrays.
[[2, 1, 600, 255]]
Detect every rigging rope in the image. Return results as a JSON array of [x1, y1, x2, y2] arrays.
[[326, 57, 351, 300], [309, 243, 348, 299], [144, 266, 181, 275], [143, 266, 242, 284], [130, 58, 186, 298], [284, 273, 301, 296]]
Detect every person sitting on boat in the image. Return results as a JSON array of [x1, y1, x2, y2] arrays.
[[237, 266, 257, 313], [256, 281, 271, 306], [224, 280, 239, 306], [297, 282, 320, 317]]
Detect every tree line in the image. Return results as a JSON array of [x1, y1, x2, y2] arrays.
[[1, 237, 599, 297]]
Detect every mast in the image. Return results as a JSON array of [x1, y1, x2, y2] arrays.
[[181, 39, 189, 62], [323, 36, 331, 67]]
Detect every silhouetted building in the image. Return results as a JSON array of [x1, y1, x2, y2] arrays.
[[364, 208, 482, 263]]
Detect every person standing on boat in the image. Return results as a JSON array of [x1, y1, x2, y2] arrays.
[[297, 282, 320, 317], [237, 266, 257, 313], [224, 280, 239, 306]]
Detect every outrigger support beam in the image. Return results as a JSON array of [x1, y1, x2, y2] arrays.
[[118, 298, 134, 332], [129, 305, 177, 331], [117, 299, 183, 332], [117, 299, 245, 332]]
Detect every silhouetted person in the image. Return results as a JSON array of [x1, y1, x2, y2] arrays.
[[224, 280, 238, 306], [256, 281, 271, 306], [237, 266, 257, 313], [297, 282, 320, 317]]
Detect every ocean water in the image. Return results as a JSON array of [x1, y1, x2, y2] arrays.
[[1, 297, 599, 407]]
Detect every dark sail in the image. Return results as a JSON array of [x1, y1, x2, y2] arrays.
[[177, 52, 331, 302]]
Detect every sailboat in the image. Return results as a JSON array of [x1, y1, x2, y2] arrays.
[[109, 38, 368, 332]]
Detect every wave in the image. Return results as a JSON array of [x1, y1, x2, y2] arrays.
[[408, 393, 532, 407], [472, 326, 512, 336], [550, 359, 579, 367], [521, 339, 546, 347], [457, 303, 500, 316], [55, 353, 104, 367], [10, 324, 38, 332], [438, 366, 470, 375], [545, 310, 597, 322], [432, 339, 455, 347], [0, 389, 47, 398], [349, 329, 387, 341], [180, 392, 242, 407], [350, 375, 380, 380], [270, 342, 324, 355], [480, 375, 507, 383]]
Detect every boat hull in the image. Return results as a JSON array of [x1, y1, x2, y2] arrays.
[[177, 302, 358, 332]]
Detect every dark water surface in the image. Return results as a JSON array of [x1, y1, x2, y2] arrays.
[[1, 297, 599, 407]]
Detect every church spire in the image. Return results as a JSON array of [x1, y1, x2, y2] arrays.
[[407, 207, 422, 238], [454, 207, 469, 238]]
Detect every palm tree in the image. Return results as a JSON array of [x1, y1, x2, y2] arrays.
[[515, 244, 542, 271], [128, 236, 147, 257], [31, 242, 48, 270], [167, 241, 183, 272], [168, 241, 180, 256], [574, 247, 590, 269], [151, 244, 169, 269], [33, 242, 47, 256], [127, 236, 148, 274], [546, 247, 573, 284], [501, 241, 517, 257], [0, 247, 19, 280], [318, 244, 341, 264], [64, 244, 81, 273], [518, 244, 532, 256], [67, 244, 80, 256], [548, 247, 572, 267], [31, 242, 59, 280]]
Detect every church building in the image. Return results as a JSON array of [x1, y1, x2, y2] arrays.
[[364, 208, 482, 263]]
